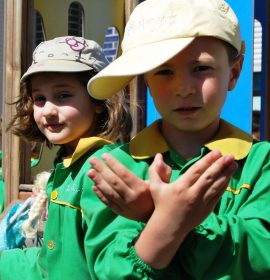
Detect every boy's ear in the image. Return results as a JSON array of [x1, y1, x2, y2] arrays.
[[143, 75, 152, 96], [144, 76, 150, 90], [228, 55, 244, 91]]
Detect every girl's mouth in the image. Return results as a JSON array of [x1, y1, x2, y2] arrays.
[[45, 123, 63, 132]]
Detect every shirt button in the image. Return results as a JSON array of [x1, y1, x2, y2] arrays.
[[47, 240, 55, 250], [51, 190, 58, 200]]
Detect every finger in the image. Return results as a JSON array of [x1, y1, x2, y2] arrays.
[[204, 174, 232, 213], [89, 156, 110, 174], [90, 156, 133, 196], [102, 153, 144, 187], [88, 169, 124, 203], [149, 154, 165, 186], [205, 178, 230, 211], [92, 185, 110, 205], [154, 153, 172, 183], [92, 185, 122, 213], [193, 155, 237, 199], [203, 159, 237, 203], [181, 150, 223, 188]]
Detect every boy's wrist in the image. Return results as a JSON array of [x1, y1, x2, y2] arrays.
[[135, 209, 188, 269]]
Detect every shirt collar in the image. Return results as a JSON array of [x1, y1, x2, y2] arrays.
[[63, 137, 112, 167], [129, 119, 253, 160]]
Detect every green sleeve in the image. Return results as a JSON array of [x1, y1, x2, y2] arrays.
[[179, 142, 270, 279], [0, 248, 42, 279], [80, 146, 181, 279]]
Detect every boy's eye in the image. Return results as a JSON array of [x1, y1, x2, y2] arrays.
[[193, 65, 212, 72], [154, 69, 173, 76]]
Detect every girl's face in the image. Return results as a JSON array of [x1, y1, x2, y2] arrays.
[[32, 72, 98, 155], [144, 37, 242, 138]]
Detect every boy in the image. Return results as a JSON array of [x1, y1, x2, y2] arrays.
[[87, 0, 270, 278]]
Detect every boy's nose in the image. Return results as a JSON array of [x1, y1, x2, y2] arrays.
[[172, 75, 195, 98]]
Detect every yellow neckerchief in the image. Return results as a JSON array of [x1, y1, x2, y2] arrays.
[[129, 119, 253, 160], [63, 137, 113, 168]]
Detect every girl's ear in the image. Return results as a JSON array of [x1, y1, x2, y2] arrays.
[[228, 55, 244, 91]]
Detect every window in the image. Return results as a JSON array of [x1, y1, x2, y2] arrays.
[[103, 26, 119, 62], [33, 11, 45, 48], [68, 2, 84, 36]]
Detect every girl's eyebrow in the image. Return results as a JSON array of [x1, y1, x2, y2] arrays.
[[53, 83, 76, 88], [51, 83, 77, 89], [32, 83, 77, 93], [31, 88, 41, 94]]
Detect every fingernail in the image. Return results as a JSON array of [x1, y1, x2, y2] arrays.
[[90, 157, 97, 166], [102, 153, 109, 160], [211, 150, 222, 158]]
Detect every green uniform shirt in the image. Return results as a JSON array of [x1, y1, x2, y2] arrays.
[[0, 137, 177, 279], [106, 119, 270, 279], [2, 118, 270, 279]]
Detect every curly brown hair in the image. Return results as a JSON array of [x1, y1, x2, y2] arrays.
[[7, 71, 133, 146]]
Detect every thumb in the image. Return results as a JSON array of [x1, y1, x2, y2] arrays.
[[155, 153, 172, 183], [149, 153, 170, 184]]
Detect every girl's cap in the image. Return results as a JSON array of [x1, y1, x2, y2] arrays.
[[88, 0, 245, 100], [21, 36, 109, 82]]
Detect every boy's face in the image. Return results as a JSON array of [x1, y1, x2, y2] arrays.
[[31, 72, 98, 155], [144, 37, 242, 135]]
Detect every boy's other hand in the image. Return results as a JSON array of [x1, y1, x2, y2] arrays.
[[88, 154, 154, 222]]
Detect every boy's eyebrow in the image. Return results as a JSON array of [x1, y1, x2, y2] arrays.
[[157, 58, 214, 68]]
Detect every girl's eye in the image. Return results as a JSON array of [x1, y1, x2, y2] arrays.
[[193, 65, 212, 72], [154, 69, 173, 76], [57, 92, 72, 100], [33, 95, 46, 104]]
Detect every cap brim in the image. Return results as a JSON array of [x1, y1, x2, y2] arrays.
[[88, 37, 194, 100], [21, 60, 93, 82]]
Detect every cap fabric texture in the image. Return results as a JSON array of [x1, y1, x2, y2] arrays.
[[21, 36, 108, 82], [88, 0, 244, 100]]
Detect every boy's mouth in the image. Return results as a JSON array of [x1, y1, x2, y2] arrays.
[[173, 107, 200, 115]]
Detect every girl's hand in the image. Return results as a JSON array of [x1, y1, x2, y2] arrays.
[[88, 153, 154, 222]]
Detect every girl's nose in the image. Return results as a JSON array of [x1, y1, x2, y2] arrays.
[[42, 101, 58, 116]]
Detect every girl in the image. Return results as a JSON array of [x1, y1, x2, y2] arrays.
[[0, 36, 133, 279]]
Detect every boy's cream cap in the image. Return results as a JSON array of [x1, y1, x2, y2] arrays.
[[21, 36, 108, 82], [88, 0, 244, 100]]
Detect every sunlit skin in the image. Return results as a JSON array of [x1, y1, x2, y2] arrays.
[[144, 37, 243, 159], [32, 72, 98, 156]]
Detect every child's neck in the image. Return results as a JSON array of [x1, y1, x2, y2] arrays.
[[160, 120, 220, 160]]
